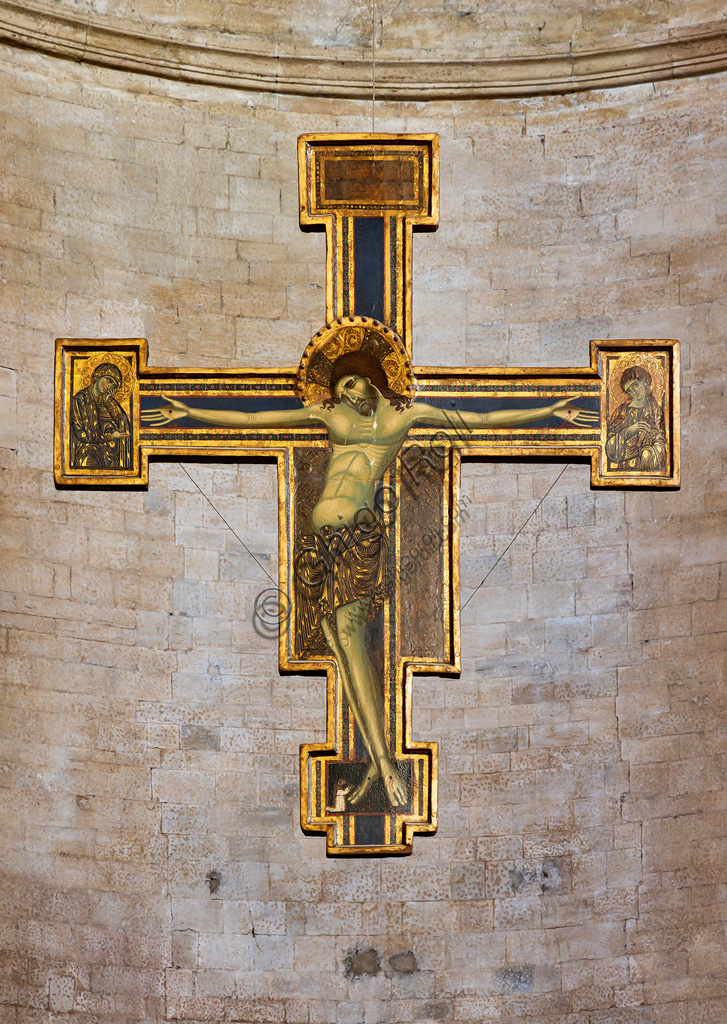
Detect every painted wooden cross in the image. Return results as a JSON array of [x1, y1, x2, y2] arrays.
[[55, 133, 680, 856]]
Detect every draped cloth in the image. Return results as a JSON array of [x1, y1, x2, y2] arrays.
[[295, 516, 388, 654], [605, 395, 667, 472], [70, 388, 132, 470]]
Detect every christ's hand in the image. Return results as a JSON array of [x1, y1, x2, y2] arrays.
[[549, 395, 600, 427], [141, 394, 190, 426]]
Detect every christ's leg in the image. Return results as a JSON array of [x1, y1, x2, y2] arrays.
[[334, 599, 407, 808], [320, 615, 378, 770]]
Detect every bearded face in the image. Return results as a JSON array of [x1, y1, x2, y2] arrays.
[[334, 374, 379, 416]]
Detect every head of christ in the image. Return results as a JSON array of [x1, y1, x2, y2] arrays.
[[324, 351, 410, 413], [620, 365, 651, 408]]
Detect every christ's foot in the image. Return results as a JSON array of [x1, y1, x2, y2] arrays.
[[382, 762, 408, 807], [348, 762, 379, 805]]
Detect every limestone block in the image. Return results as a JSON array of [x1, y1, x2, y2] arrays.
[[48, 975, 74, 1012]]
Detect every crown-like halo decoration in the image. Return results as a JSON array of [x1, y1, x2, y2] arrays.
[[80, 351, 134, 403], [296, 316, 416, 406]]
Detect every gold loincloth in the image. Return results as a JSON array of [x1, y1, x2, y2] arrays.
[[294, 517, 388, 654]]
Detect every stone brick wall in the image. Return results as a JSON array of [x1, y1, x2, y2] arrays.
[[1, 40, 726, 1024]]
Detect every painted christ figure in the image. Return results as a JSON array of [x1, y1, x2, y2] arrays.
[[142, 347, 597, 809]]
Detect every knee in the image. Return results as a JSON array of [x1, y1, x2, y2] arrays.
[[336, 611, 362, 651], [337, 621, 353, 649]]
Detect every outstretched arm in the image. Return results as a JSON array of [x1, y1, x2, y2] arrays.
[[141, 394, 327, 429], [411, 395, 599, 430]]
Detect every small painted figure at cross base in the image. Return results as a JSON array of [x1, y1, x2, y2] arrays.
[[70, 363, 131, 470], [327, 778, 352, 814], [605, 365, 667, 472]]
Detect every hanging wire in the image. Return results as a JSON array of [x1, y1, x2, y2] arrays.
[[178, 463, 277, 588], [461, 464, 571, 612], [371, 0, 377, 131]]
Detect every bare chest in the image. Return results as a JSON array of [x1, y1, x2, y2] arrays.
[[326, 404, 409, 447]]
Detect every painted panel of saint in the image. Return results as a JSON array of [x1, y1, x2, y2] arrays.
[[604, 356, 668, 474], [70, 360, 132, 470]]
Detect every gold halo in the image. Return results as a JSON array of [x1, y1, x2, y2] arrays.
[[296, 317, 416, 406], [608, 351, 665, 414], [80, 352, 133, 403]]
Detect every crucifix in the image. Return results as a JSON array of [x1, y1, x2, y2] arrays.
[[55, 133, 680, 856]]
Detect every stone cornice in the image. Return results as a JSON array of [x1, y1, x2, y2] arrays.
[[2, 1, 727, 97]]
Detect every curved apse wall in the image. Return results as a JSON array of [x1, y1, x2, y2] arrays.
[[0, 20, 726, 1024], [4, 0, 727, 57], [4, 0, 727, 96]]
